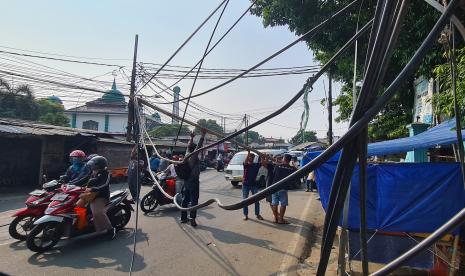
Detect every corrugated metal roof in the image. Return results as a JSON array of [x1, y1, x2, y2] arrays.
[[0, 118, 103, 137]]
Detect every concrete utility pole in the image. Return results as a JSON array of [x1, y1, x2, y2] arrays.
[[244, 114, 249, 146], [328, 70, 333, 145], [126, 34, 139, 142]]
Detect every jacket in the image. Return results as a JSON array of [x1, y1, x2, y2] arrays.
[[87, 170, 111, 200]]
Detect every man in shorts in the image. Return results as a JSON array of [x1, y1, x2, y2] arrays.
[[271, 154, 296, 224]]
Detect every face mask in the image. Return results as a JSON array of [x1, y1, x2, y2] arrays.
[[71, 157, 81, 165]]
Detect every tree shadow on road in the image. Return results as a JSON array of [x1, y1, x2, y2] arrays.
[[25, 228, 147, 273]]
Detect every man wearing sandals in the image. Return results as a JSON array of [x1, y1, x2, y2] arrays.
[[271, 154, 296, 224]]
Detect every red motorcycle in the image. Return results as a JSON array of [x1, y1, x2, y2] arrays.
[[9, 180, 61, 240], [26, 184, 133, 253], [140, 173, 177, 213]]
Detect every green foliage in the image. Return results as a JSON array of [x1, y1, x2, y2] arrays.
[[36, 99, 70, 127], [289, 129, 317, 145], [149, 124, 191, 137], [247, 130, 265, 144], [251, 0, 449, 140], [195, 119, 224, 134], [0, 78, 70, 127], [432, 47, 465, 119]]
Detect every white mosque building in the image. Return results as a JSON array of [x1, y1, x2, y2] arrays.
[[65, 80, 162, 133]]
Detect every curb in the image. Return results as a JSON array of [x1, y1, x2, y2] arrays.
[[278, 193, 318, 276]]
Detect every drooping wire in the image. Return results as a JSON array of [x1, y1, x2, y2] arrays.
[[174, 0, 230, 145], [137, 0, 228, 94], [158, 0, 361, 105], [149, 0, 259, 95]]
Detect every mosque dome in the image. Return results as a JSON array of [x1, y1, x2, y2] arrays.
[[101, 79, 125, 103], [47, 95, 63, 105]]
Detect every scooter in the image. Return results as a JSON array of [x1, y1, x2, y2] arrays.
[[216, 159, 224, 172], [140, 173, 176, 213], [26, 184, 133, 253], [9, 180, 62, 240]]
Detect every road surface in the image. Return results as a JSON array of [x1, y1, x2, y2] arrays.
[[0, 169, 314, 276]]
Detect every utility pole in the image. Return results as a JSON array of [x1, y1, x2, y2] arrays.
[[328, 70, 333, 145], [244, 114, 249, 146], [126, 34, 139, 142]]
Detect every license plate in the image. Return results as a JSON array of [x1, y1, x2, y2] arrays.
[[29, 190, 46, 196], [51, 193, 68, 201]]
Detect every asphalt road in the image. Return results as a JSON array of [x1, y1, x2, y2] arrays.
[[0, 169, 313, 276]]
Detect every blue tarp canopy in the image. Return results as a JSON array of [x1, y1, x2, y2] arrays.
[[300, 119, 465, 233], [369, 119, 464, 156], [312, 161, 465, 233]]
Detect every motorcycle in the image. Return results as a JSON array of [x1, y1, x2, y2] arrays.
[[140, 173, 176, 213], [9, 180, 62, 240], [216, 159, 224, 172], [26, 184, 133, 253]]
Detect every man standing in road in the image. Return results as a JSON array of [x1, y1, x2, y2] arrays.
[[180, 129, 206, 227], [242, 151, 264, 221], [271, 154, 296, 224]]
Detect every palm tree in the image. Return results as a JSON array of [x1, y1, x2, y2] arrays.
[[0, 77, 39, 120]]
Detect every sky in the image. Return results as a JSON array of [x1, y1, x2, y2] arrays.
[[0, 0, 349, 140]]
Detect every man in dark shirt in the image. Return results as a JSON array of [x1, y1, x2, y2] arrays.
[[180, 129, 206, 227], [271, 154, 296, 224], [242, 151, 264, 221]]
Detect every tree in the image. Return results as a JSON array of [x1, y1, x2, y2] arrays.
[[36, 99, 70, 127], [149, 124, 191, 137], [0, 79, 39, 120], [195, 119, 223, 134], [247, 130, 265, 144], [289, 130, 317, 145], [432, 46, 465, 120], [251, 1, 449, 141]]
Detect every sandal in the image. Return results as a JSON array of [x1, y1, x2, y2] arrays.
[[277, 219, 290, 224]]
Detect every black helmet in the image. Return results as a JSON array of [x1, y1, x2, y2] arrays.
[[85, 153, 99, 162], [87, 156, 108, 171]]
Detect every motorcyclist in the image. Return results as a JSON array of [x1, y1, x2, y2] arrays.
[[60, 150, 91, 186], [83, 156, 115, 239]]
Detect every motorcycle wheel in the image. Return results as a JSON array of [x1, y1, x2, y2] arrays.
[[26, 222, 63, 253], [140, 192, 159, 213], [110, 204, 132, 230], [9, 215, 36, 241]]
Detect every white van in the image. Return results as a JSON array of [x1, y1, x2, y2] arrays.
[[224, 149, 285, 187], [224, 151, 259, 186]]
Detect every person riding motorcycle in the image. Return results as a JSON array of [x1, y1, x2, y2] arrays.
[[81, 156, 116, 239], [60, 150, 92, 186]]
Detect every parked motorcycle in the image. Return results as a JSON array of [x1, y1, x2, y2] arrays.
[[140, 173, 176, 213], [26, 184, 133, 253], [216, 159, 224, 172], [9, 180, 62, 240]]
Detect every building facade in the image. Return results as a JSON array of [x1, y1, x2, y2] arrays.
[[65, 80, 128, 133]]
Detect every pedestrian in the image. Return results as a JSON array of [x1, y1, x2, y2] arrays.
[[242, 151, 264, 221], [263, 155, 275, 211], [149, 153, 160, 172], [271, 154, 296, 224], [306, 171, 316, 192], [180, 129, 206, 227], [158, 152, 169, 172], [128, 145, 145, 201]]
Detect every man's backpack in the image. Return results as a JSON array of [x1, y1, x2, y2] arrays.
[[175, 162, 190, 180]]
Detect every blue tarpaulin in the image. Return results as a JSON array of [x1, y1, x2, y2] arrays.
[[368, 119, 463, 156], [313, 161, 465, 233]]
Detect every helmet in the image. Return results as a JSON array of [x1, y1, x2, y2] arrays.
[[87, 156, 108, 171], [70, 150, 86, 158], [85, 154, 99, 162]]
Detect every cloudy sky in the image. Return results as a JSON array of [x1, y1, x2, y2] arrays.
[[0, 0, 349, 140]]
